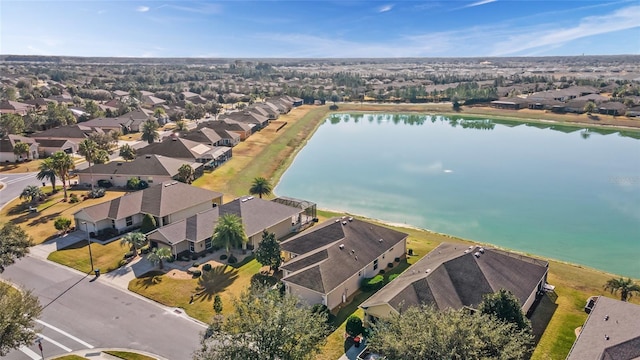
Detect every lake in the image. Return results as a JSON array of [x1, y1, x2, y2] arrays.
[[275, 113, 640, 277]]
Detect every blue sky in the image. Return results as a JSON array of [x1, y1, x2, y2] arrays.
[[1, 0, 639, 58]]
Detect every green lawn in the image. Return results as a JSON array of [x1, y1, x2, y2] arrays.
[[51, 355, 88, 360], [47, 239, 128, 274], [103, 350, 156, 360]]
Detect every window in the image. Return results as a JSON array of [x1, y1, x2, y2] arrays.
[[205, 238, 213, 250], [373, 259, 379, 270], [189, 242, 195, 252], [126, 216, 133, 227], [111, 219, 116, 229]]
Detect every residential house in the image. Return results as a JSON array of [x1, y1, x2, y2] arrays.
[[76, 154, 203, 187], [78, 117, 126, 133], [280, 218, 408, 310], [36, 139, 76, 157], [47, 94, 74, 105], [359, 242, 549, 325], [142, 95, 166, 109], [0, 135, 39, 162], [219, 195, 307, 249], [197, 119, 248, 142], [147, 207, 220, 258], [136, 137, 232, 169], [179, 127, 223, 147], [490, 98, 529, 110], [626, 105, 640, 117], [73, 181, 223, 236], [0, 100, 34, 115], [599, 101, 627, 116], [220, 111, 269, 131], [31, 124, 103, 150], [566, 296, 640, 360]]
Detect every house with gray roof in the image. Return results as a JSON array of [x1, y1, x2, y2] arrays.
[[73, 181, 222, 237], [566, 296, 640, 360], [36, 138, 76, 157], [0, 134, 39, 162], [0, 100, 35, 115], [147, 207, 219, 258], [359, 242, 549, 324], [219, 195, 307, 249], [136, 137, 232, 169], [220, 111, 269, 131], [197, 120, 247, 143], [281, 218, 408, 310], [31, 125, 103, 149], [76, 154, 203, 188]]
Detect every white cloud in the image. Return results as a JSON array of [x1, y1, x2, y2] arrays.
[[490, 5, 640, 55], [378, 4, 394, 13], [463, 0, 497, 8], [136, 6, 150, 12]]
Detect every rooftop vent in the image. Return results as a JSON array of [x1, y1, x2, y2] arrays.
[[351, 250, 355, 254], [464, 250, 470, 254], [479, 247, 485, 254], [145, 155, 152, 158], [379, 238, 383, 242], [247, 196, 254, 200], [171, 181, 178, 185], [117, 162, 123, 166], [339, 244, 344, 250], [426, 268, 431, 273], [348, 217, 353, 222], [474, 252, 481, 258], [335, 219, 341, 223], [342, 221, 347, 225]]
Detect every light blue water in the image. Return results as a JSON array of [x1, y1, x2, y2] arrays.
[[275, 114, 640, 277]]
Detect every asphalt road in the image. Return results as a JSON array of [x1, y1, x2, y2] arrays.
[[1, 256, 205, 360], [0, 172, 42, 210]]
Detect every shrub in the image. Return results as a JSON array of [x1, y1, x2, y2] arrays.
[[379, 269, 385, 274], [118, 259, 128, 267], [219, 254, 228, 260], [329, 104, 339, 111], [192, 262, 200, 268], [140, 246, 150, 254], [227, 255, 237, 264], [69, 193, 80, 203], [346, 315, 364, 337], [388, 262, 394, 268], [311, 304, 331, 323], [191, 254, 198, 261], [191, 270, 202, 278], [123, 251, 135, 259], [408, 248, 414, 256], [388, 274, 400, 282], [394, 257, 400, 262], [202, 263, 212, 271], [250, 273, 278, 289], [97, 179, 113, 188], [362, 275, 385, 291], [87, 188, 106, 198], [140, 213, 157, 234], [54, 216, 72, 233]]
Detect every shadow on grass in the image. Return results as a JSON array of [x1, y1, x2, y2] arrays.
[[58, 239, 90, 250], [195, 265, 239, 301], [138, 271, 165, 289], [227, 254, 255, 269], [530, 292, 559, 343], [28, 211, 62, 227]]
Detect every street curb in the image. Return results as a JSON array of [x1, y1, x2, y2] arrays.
[[47, 347, 170, 360]]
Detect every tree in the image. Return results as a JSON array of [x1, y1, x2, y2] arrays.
[[255, 230, 281, 272], [12, 142, 30, 162], [345, 315, 364, 337], [194, 288, 330, 360], [584, 101, 597, 115], [120, 232, 147, 256], [0, 113, 25, 136], [478, 289, 531, 331], [604, 277, 640, 302], [36, 157, 57, 191], [51, 151, 74, 201], [119, 144, 136, 161], [147, 247, 173, 269], [213, 294, 223, 314], [0, 282, 42, 356], [141, 119, 160, 144], [153, 107, 167, 121], [0, 223, 33, 273], [78, 139, 100, 191], [175, 120, 188, 132], [212, 214, 247, 256], [88, 131, 116, 153], [249, 177, 272, 199], [176, 164, 194, 184], [83, 100, 104, 119], [20, 185, 43, 204], [54, 217, 72, 233], [140, 213, 157, 233], [368, 305, 534, 360]]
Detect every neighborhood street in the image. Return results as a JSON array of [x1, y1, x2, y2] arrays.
[[0, 172, 41, 209], [1, 256, 204, 360]]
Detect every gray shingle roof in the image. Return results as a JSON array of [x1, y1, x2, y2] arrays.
[[136, 137, 215, 161], [361, 242, 549, 312], [567, 296, 640, 360], [219, 196, 302, 238], [147, 207, 219, 246], [281, 218, 408, 294], [76, 155, 201, 177]]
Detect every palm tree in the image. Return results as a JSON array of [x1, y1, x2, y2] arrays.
[[12, 142, 30, 162], [604, 277, 640, 301], [50, 151, 74, 201], [20, 185, 43, 204], [249, 177, 272, 199], [177, 164, 194, 184], [212, 214, 247, 256], [584, 101, 597, 115], [78, 139, 99, 191], [175, 120, 188, 132], [147, 247, 173, 270], [37, 157, 57, 191], [119, 144, 136, 161], [120, 232, 147, 256], [141, 119, 160, 144]]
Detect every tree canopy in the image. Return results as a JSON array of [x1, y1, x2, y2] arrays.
[[367, 305, 534, 360], [212, 214, 247, 256], [119, 144, 136, 161], [249, 177, 272, 199], [36, 157, 57, 190], [604, 277, 640, 302], [177, 164, 194, 184], [0, 222, 33, 273], [194, 287, 330, 360], [478, 289, 531, 331], [141, 119, 160, 144], [50, 151, 75, 201], [120, 232, 147, 255], [255, 230, 281, 272], [0, 283, 42, 356]]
